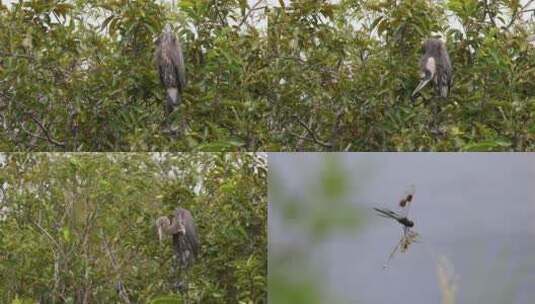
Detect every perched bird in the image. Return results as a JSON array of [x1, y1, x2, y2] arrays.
[[412, 38, 452, 99], [155, 24, 187, 114], [156, 207, 199, 268]]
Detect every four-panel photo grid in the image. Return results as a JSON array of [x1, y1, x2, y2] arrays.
[[1, 0, 535, 303]]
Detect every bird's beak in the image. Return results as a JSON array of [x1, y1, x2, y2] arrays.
[[411, 78, 431, 97]]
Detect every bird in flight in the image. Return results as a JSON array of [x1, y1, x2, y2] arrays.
[[373, 185, 419, 269]]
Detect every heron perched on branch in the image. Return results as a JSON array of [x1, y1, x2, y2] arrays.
[[412, 38, 452, 99], [156, 208, 199, 271], [155, 24, 187, 115]]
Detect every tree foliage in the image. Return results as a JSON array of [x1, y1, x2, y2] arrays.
[[266, 0, 535, 151], [2, 0, 535, 151], [0, 0, 269, 151], [0, 153, 267, 303]]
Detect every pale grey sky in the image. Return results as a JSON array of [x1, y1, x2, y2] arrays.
[[270, 153, 535, 304], [267, 0, 535, 36]]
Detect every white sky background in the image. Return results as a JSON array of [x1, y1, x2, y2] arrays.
[[2, 0, 268, 32], [267, 0, 535, 35], [3, 0, 532, 36]]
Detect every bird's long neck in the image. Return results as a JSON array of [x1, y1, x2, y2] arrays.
[[164, 216, 182, 235]]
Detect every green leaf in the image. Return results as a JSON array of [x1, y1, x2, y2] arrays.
[[462, 141, 511, 152]]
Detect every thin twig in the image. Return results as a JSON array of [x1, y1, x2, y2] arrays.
[[0, 51, 34, 60], [32, 221, 61, 250], [238, 0, 266, 27], [383, 238, 402, 270], [24, 113, 66, 148], [330, 108, 345, 147], [483, 0, 497, 28], [292, 115, 333, 148], [103, 237, 132, 304], [30, 221, 66, 301]]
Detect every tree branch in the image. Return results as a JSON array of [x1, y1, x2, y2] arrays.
[[103, 237, 132, 304], [292, 115, 333, 149], [238, 0, 266, 28], [0, 51, 34, 61], [23, 113, 66, 148]]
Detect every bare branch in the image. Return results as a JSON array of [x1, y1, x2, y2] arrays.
[[32, 221, 61, 250], [292, 115, 333, 149], [238, 1, 267, 28], [482, 0, 497, 28], [0, 51, 34, 60], [23, 113, 66, 148], [103, 237, 132, 304]]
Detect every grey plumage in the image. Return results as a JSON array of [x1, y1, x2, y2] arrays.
[[172, 208, 199, 267], [412, 38, 452, 98], [155, 24, 187, 114], [156, 207, 199, 268]]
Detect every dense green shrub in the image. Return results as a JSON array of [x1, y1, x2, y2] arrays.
[[0, 0, 269, 151], [266, 0, 535, 151], [0, 153, 267, 303]]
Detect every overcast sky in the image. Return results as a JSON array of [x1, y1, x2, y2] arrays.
[[269, 153, 535, 304]]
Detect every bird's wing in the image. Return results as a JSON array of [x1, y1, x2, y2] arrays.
[[438, 46, 452, 97], [157, 63, 166, 86], [170, 37, 187, 91], [373, 207, 402, 221], [185, 214, 200, 256], [175, 208, 199, 257], [171, 232, 182, 258], [398, 185, 415, 218], [154, 43, 166, 85], [438, 72, 450, 97]]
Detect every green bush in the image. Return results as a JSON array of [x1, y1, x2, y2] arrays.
[[0, 153, 267, 303]]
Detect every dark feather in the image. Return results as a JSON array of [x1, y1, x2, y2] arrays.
[[373, 207, 402, 220]]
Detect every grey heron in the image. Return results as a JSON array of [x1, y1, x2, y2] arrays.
[[155, 24, 187, 115], [156, 207, 199, 291], [156, 208, 199, 266], [412, 38, 452, 99]]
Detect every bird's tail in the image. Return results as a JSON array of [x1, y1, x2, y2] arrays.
[[166, 88, 181, 114]]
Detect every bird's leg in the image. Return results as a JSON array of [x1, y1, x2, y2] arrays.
[[171, 252, 187, 296], [429, 96, 444, 136], [171, 111, 187, 137], [177, 246, 196, 300], [171, 253, 179, 291], [431, 99, 438, 129], [173, 238, 189, 295], [162, 108, 186, 137]]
